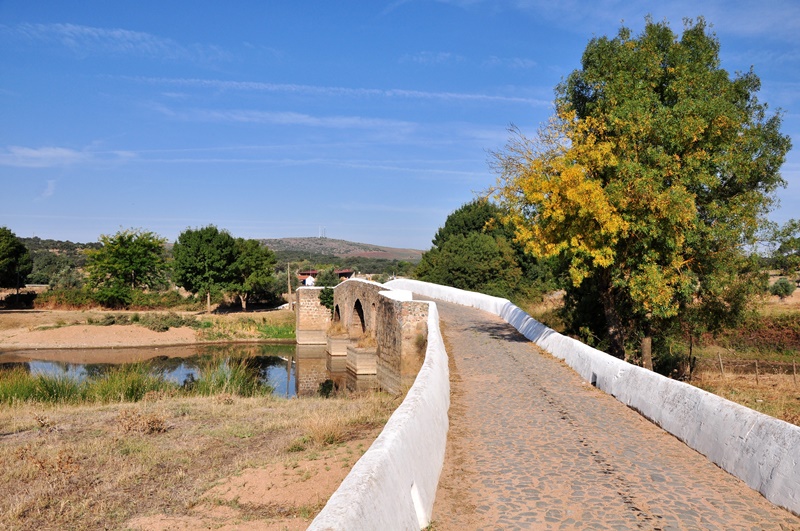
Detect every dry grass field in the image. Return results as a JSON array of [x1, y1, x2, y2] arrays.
[[0, 392, 398, 530]]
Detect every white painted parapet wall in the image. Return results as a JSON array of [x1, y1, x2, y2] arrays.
[[308, 289, 450, 530], [386, 279, 800, 516]]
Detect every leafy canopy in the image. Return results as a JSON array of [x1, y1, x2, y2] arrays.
[[85, 229, 168, 304], [172, 225, 238, 302], [492, 18, 791, 360], [229, 238, 277, 310], [0, 227, 32, 290]]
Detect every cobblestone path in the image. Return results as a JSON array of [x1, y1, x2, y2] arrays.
[[430, 300, 800, 530]]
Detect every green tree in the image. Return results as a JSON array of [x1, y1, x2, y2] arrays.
[[493, 18, 791, 366], [315, 267, 339, 287], [0, 227, 33, 299], [172, 225, 237, 312], [418, 200, 554, 299], [418, 232, 522, 298], [230, 238, 277, 311], [772, 219, 800, 278], [85, 229, 168, 306]]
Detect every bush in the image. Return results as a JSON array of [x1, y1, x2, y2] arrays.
[[35, 288, 94, 309], [770, 278, 796, 300]]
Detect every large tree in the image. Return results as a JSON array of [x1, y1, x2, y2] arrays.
[[417, 199, 549, 299], [493, 18, 791, 366], [0, 227, 33, 298], [229, 238, 277, 311], [85, 229, 168, 306], [172, 225, 238, 312]]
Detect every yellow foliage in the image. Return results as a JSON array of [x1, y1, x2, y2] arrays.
[[494, 111, 628, 286]]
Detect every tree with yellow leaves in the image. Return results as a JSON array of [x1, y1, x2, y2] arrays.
[[493, 18, 791, 367]]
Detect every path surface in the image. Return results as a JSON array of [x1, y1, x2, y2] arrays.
[[430, 300, 800, 530]]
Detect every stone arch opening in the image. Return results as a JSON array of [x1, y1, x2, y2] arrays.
[[351, 299, 366, 336], [333, 305, 341, 322]]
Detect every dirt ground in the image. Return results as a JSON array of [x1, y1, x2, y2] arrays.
[[0, 309, 200, 350]]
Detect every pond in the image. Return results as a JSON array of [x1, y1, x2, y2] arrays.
[[0, 343, 303, 398]]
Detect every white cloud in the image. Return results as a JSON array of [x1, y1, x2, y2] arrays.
[[484, 56, 538, 69], [41, 180, 57, 199], [165, 108, 417, 131], [0, 146, 87, 168], [4, 23, 229, 63], [400, 51, 463, 65], [133, 76, 550, 106]]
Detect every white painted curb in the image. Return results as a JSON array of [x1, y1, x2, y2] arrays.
[[308, 292, 450, 530], [386, 279, 800, 516]]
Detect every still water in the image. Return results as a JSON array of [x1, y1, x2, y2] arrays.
[[0, 343, 300, 398]]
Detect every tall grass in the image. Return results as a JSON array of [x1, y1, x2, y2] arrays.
[[86, 364, 175, 402], [0, 359, 273, 405], [192, 358, 273, 397]]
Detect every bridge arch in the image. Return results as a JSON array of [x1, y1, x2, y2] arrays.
[[350, 299, 366, 335]]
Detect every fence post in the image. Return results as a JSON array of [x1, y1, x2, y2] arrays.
[[717, 352, 725, 377], [755, 359, 759, 386]]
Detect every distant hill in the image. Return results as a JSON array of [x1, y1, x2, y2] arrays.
[[261, 237, 423, 262]]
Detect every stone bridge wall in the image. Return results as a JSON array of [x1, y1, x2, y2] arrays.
[[309, 289, 449, 529], [295, 287, 330, 345]]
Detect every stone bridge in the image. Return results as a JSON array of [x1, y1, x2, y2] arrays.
[[299, 279, 800, 529], [295, 279, 429, 395]]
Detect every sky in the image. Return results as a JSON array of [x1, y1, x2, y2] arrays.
[[1, 1, 798, 250]]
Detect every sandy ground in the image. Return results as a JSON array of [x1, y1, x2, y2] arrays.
[[0, 309, 200, 350]]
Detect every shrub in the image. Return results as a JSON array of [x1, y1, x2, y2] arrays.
[[770, 278, 796, 300]]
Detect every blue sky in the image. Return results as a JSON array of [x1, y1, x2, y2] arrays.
[[1, 1, 798, 250]]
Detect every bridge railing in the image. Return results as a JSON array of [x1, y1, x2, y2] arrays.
[[308, 289, 449, 530]]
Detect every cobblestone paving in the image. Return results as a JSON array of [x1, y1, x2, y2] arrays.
[[431, 300, 800, 530]]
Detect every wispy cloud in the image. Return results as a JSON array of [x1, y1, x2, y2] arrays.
[[483, 56, 537, 69], [438, 0, 800, 43], [155, 107, 416, 130], [400, 51, 463, 65], [0, 146, 87, 168], [132, 76, 550, 106], [3, 23, 229, 63], [40, 180, 57, 199], [0, 145, 135, 167]]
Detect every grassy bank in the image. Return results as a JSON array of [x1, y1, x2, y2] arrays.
[[0, 358, 274, 405], [0, 391, 398, 529]]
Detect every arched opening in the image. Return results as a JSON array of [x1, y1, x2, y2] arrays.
[[351, 299, 366, 336], [333, 304, 341, 322]]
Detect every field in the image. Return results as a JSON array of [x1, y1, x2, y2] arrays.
[[0, 391, 398, 530]]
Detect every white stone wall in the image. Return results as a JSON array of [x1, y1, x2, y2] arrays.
[[308, 292, 450, 530], [386, 279, 800, 516]]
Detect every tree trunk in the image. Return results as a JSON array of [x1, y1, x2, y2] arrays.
[[641, 335, 653, 370], [206, 291, 211, 313], [241, 293, 248, 312], [599, 274, 627, 359]]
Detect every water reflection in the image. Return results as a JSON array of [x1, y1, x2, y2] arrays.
[[0, 343, 298, 398]]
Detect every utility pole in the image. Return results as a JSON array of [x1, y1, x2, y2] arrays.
[[287, 262, 292, 310]]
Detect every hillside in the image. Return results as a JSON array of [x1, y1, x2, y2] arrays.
[[261, 237, 423, 262]]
